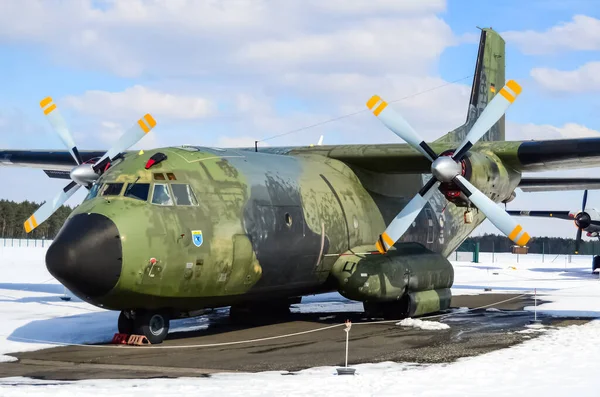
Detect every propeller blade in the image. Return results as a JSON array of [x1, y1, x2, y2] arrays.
[[39, 97, 82, 165], [582, 189, 588, 211], [375, 178, 440, 254], [454, 175, 530, 246], [366, 95, 438, 162], [93, 114, 157, 170], [452, 80, 522, 161], [575, 228, 582, 254], [23, 182, 81, 233], [506, 210, 572, 221]]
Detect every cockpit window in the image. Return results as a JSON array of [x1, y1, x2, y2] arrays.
[[101, 183, 124, 196], [171, 184, 199, 206], [151, 183, 173, 206], [86, 183, 102, 200], [124, 183, 150, 201]]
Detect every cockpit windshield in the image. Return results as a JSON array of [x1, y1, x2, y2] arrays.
[[82, 178, 199, 207], [151, 183, 173, 206], [171, 184, 198, 206], [124, 183, 150, 201]]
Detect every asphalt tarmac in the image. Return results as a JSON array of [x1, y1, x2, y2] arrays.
[[0, 293, 587, 380]]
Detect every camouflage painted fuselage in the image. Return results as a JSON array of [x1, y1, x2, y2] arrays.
[[64, 142, 520, 312]]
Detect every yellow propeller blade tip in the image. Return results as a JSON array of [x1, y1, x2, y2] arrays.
[[144, 113, 157, 128], [506, 80, 522, 96], [366, 95, 381, 109], [139, 149, 145, 155], [40, 97, 53, 108]]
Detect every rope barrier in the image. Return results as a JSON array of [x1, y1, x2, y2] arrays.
[[4, 274, 599, 350], [5, 291, 537, 350]]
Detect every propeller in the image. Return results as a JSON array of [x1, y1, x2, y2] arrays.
[[23, 97, 157, 234], [506, 189, 600, 254], [574, 189, 592, 254], [367, 80, 530, 254]]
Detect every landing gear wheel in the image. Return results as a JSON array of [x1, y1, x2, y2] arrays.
[[118, 311, 135, 334], [363, 296, 410, 320], [133, 311, 170, 344], [593, 256, 600, 273]]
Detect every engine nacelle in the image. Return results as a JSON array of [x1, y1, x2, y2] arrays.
[[331, 243, 454, 317], [439, 150, 520, 207]]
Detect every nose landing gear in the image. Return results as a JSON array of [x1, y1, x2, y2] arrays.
[[118, 310, 171, 344]]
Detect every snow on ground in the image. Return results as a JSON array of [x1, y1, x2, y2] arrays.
[[452, 252, 600, 318], [396, 318, 450, 330], [2, 320, 600, 396], [0, 245, 118, 362], [2, 245, 600, 395]]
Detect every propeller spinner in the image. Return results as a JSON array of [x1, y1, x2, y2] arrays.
[[572, 190, 600, 253], [367, 80, 530, 254], [23, 97, 157, 234]]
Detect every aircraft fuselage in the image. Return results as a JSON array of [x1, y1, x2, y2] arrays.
[[46, 145, 520, 314]]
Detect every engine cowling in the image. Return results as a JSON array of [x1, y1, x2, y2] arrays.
[[330, 243, 454, 317], [439, 150, 520, 207]]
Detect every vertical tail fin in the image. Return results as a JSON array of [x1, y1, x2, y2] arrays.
[[435, 27, 506, 143]]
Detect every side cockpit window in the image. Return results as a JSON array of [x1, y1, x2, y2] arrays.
[[171, 184, 198, 206], [101, 183, 124, 196], [151, 183, 173, 206], [85, 183, 102, 200]]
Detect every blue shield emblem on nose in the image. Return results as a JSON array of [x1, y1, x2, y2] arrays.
[[192, 230, 203, 247]]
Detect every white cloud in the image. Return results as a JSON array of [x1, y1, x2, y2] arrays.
[[217, 136, 264, 148], [0, 0, 469, 151], [507, 121, 600, 141], [531, 61, 600, 93], [308, 0, 446, 15], [0, 0, 457, 78], [63, 86, 215, 121], [236, 16, 457, 75], [503, 15, 600, 55], [0, 109, 48, 148]]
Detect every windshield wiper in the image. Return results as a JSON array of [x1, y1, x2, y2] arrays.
[[124, 176, 141, 197]]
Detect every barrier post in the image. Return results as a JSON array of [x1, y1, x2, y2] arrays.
[[530, 288, 542, 324], [336, 320, 356, 375]]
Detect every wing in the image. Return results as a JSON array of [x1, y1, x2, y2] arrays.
[[0, 149, 110, 177], [274, 137, 600, 174], [7, 136, 600, 177]]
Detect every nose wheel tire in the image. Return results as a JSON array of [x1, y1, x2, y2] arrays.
[[133, 310, 170, 344]]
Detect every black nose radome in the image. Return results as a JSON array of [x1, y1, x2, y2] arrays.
[[46, 213, 122, 299]]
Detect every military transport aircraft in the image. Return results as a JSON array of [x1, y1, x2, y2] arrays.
[[3, 28, 600, 344], [508, 189, 600, 254]]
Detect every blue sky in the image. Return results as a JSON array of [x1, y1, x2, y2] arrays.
[[1, 0, 599, 239]]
